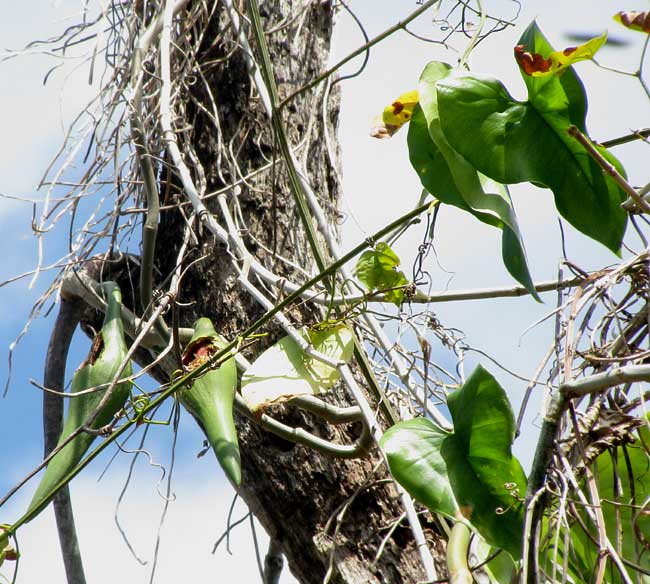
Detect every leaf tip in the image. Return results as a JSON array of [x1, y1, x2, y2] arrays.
[[614, 11, 650, 34], [371, 90, 419, 138]]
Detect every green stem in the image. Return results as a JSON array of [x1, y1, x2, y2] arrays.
[[352, 335, 399, 425], [288, 395, 363, 423], [131, 45, 168, 341], [447, 522, 472, 584], [236, 394, 371, 458], [601, 128, 650, 148], [459, 0, 487, 68]]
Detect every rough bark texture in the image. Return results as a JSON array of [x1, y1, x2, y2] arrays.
[[84, 1, 446, 582]]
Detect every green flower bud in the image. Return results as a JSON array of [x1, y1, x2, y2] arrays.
[[180, 318, 241, 486], [27, 282, 132, 517]]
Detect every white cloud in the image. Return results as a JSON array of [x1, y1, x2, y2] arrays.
[[2, 475, 298, 584]]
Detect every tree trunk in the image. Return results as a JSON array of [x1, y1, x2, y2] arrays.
[[80, 1, 445, 581]]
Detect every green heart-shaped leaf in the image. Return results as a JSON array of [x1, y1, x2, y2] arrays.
[[381, 365, 526, 557]]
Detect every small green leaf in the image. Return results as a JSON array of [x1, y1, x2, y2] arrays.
[[355, 242, 409, 306], [381, 365, 527, 557], [306, 325, 355, 384], [241, 324, 354, 411], [409, 62, 538, 299]]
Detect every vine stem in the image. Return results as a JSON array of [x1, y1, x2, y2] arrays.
[[236, 0, 451, 434], [154, 2, 358, 315], [340, 276, 584, 305], [279, 0, 440, 109], [600, 128, 650, 148], [235, 1, 439, 578], [446, 521, 472, 584], [236, 392, 372, 459], [1, 202, 431, 531], [43, 296, 86, 584], [459, 0, 486, 67], [130, 0, 191, 339], [560, 363, 650, 398]]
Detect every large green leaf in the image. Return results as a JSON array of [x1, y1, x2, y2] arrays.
[[447, 365, 525, 504], [436, 23, 627, 253], [381, 365, 527, 557], [381, 417, 458, 517], [409, 62, 538, 299]]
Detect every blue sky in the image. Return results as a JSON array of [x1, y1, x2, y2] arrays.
[[1, 1, 649, 582]]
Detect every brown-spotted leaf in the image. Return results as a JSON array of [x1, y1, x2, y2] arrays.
[[514, 46, 552, 75], [514, 32, 607, 77], [614, 11, 650, 33], [370, 90, 419, 138]]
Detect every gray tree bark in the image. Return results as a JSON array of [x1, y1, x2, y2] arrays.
[[80, 1, 446, 582]]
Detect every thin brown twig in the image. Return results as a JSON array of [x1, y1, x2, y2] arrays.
[[567, 125, 650, 214]]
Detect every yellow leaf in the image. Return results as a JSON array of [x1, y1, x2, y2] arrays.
[[514, 32, 607, 77], [240, 325, 354, 412], [614, 11, 650, 34], [370, 90, 419, 139]]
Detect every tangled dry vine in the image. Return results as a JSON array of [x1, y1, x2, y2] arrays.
[[2, 1, 650, 583]]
